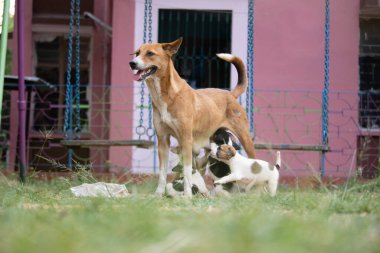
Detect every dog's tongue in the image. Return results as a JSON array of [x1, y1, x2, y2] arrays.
[[134, 70, 144, 81]]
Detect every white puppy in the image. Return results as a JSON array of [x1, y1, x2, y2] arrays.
[[165, 170, 209, 197], [210, 143, 281, 196], [165, 146, 209, 197]]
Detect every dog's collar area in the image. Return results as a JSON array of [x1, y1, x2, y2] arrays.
[[134, 66, 158, 81]]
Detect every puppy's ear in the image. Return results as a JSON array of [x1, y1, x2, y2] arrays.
[[162, 37, 183, 56]]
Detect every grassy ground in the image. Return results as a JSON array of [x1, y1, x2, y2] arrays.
[[0, 173, 379, 253]]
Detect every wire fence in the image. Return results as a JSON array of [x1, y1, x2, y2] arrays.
[[0, 84, 379, 178]]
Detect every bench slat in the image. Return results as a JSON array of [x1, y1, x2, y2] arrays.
[[61, 140, 154, 149], [254, 143, 329, 152]]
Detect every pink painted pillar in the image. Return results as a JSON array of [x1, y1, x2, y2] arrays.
[[325, 0, 360, 177], [90, 0, 112, 172], [108, 0, 135, 172], [9, 0, 33, 171]]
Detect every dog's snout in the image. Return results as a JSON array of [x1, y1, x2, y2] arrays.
[[129, 61, 137, 69]]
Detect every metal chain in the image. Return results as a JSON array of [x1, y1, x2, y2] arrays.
[[64, 0, 77, 169], [322, 0, 330, 146], [74, 0, 81, 136], [246, 0, 255, 134], [148, 0, 152, 44], [146, 0, 155, 139], [64, 0, 75, 138], [246, 0, 252, 115], [137, 0, 155, 139], [321, 0, 330, 177], [136, 0, 150, 139]]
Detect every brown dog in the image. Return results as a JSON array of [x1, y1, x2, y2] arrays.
[[129, 38, 255, 197]]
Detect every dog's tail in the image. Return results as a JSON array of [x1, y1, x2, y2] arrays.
[[216, 53, 247, 98], [275, 151, 281, 170]]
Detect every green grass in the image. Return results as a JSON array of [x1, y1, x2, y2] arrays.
[[0, 174, 379, 253]]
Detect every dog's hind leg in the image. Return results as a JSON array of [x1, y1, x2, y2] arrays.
[[267, 179, 278, 197], [230, 124, 256, 158], [245, 177, 257, 192], [254, 184, 266, 196], [155, 135, 170, 197], [225, 105, 256, 158]]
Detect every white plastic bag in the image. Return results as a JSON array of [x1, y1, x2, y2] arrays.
[[70, 182, 129, 197]]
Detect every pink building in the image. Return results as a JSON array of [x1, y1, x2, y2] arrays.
[[4, 0, 380, 178]]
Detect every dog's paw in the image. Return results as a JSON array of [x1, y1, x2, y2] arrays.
[[214, 180, 222, 185], [210, 185, 230, 197], [183, 189, 193, 199], [154, 188, 165, 197], [200, 191, 210, 198]]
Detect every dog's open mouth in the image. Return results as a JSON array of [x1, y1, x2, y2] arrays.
[[134, 66, 157, 81]]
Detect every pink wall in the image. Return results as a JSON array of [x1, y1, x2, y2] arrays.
[[255, 0, 359, 91], [253, 0, 360, 177]]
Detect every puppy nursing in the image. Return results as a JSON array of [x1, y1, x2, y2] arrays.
[[210, 143, 281, 196], [167, 128, 281, 197], [206, 129, 242, 196]]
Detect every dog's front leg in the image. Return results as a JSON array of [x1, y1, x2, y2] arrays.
[[155, 135, 170, 197], [214, 173, 242, 185], [181, 137, 193, 197]]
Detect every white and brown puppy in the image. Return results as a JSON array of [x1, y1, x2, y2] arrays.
[[210, 144, 281, 196], [130, 38, 256, 197]]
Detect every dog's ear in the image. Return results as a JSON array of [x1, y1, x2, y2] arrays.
[[162, 37, 183, 56], [130, 50, 139, 56]]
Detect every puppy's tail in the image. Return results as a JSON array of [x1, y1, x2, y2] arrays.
[[275, 151, 281, 170], [216, 53, 247, 98]]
